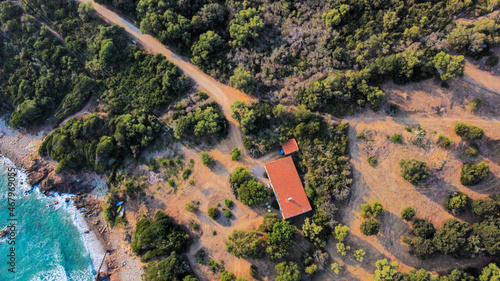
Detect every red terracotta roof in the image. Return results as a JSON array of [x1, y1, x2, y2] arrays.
[[265, 156, 312, 219], [282, 138, 299, 155]]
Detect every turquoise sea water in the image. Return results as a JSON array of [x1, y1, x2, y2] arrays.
[[0, 157, 98, 281]]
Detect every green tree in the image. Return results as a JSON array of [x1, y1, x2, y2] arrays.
[[237, 180, 269, 206], [473, 218, 500, 256], [360, 201, 384, 218], [354, 249, 366, 262], [461, 161, 490, 185], [230, 67, 255, 94], [401, 207, 416, 221], [411, 237, 436, 259], [259, 213, 280, 233], [360, 219, 380, 236], [400, 159, 429, 185], [191, 31, 225, 73], [373, 259, 399, 281], [412, 219, 436, 239], [302, 217, 328, 247], [440, 269, 475, 281], [472, 198, 498, 218], [433, 52, 465, 81], [445, 192, 469, 213], [229, 8, 263, 48], [266, 220, 296, 260], [208, 207, 219, 219], [479, 263, 500, 281], [225, 230, 267, 259], [432, 219, 471, 257], [334, 224, 350, 242], [229, 167, 253, 188], [201, 151, 215, 167], [231, 148, 242, 161], [454, 122, 484, 140], [275, 262, 301, 281]]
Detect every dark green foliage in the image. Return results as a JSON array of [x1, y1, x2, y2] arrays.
[[360, 218, 380, 236], [131, 211, 190, 262], [368, 156, 377, 167], [275, 262, 301, 281], [143, 251, 193, 281], [191, 31, 227, 75], [360, 201, 384, 218], [223, 209, 233, 218], [250, 265, 257, 278], [401, 207, 416, 221], [229, 167, 269, 206], [473, 218, 500, 256], [185, 203, 196, 212], [472, 198, 499, 218], [448, 18, 500, 58], [225, 230, 267, 259], [445, 192, 469, 213], [39, 112, 160, 172], [432, 219, 472, 258], [433, 52, 465, 81], [259, 213, 280, 233], [454, 123, 484, 140], [171, 92, 226, 140], [399, 159, 429, 185], [411, 237, 436, 260], [412, 219, 436, 239], [224, 199, 234, 209], [391, 134, 402, 143], [0, 2, 94, 128], [201, 152, 215, 167], [182, 169, 192, 180], [189, 220, 200, 230], [460, 161, 490, 185], [266, 220, 296, 260], [231, 148, 242, 161], [302, 213, 330, 247], [230, 67, 255, 94], [207, 207, 219, 219], [441, 269, 475, 281]]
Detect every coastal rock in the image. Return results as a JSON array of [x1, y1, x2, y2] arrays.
[[39, 171, 93, 194], [25, 158, 52, 186]]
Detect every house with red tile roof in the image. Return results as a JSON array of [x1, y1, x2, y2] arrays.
[[281, 138, 299, 155], [265, 156, 312, 219]]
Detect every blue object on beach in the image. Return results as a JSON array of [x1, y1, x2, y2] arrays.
[[280, 149, 284, 155], [116, 201, 124, 206]]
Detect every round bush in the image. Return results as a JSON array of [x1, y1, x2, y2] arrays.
[[360, 219, 380, 236], [207, 207, 219, 220], [400, 159, 429, 185], [401, 207, 416, 221], [460, 162, 490, 186]]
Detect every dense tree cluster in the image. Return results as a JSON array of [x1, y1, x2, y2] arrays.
[[16, 0, 192, 171], [89, 0, 495, 116], [0, 2, 94, 128], [373, 259, 500, 281], [38, 113, 160, 172]]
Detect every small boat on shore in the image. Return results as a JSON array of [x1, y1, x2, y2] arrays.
[[117, 205, 122, 213], [116, 201, 124, 207], [118, 206, 125, 217]]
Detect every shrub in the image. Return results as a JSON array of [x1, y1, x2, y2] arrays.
[[360, 201, 384, 218], [336, 242, 351, 256], [259, 213, 280, 233], [373, 259, 399, 281], [185, 203, 196, 212], [263, 171, 268, 178], [454, 123, 484, 140], [331, 262, 342, 274], [356, 132, 365, 139], [195, 249, 205, 263], [225, 230, 266, 259], [401, 207, 416, 221], [465, 147, 479, 156], [432, 219, 472, 258], [412, 219, 436, 239], [460, 161, 490, 185], [182, 168, 192, 180], [208, 207, 219, 220], [411, 237, 436, 259], [473, 219, 500, 256], [334, 224, 350, 242], [189, 179, 195, 185], [224, 199, 234, 209], [237, 180, 270, 206], [391, 134, 402, 143], [469, 98, 483, 111], [275, 262, 301, 281], [231, 148, 242, 161], [354, 249, 366, 262], [201, 151, 215, 167], [445, 192, 469, 213], [250, 265, 257, 278], [360, 219, 380, 236], [437, 134, 452, 147], [368, 156, 377, 167], [472, 198, 498, 218], [224, 209, 233, 218], [305, 264, 318, 276], [189, 220, 200, 230], [167, 179, 175, 187], [400, 159, 429, 185]]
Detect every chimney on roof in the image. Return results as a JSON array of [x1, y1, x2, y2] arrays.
[[288, 197, 292, 201]]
